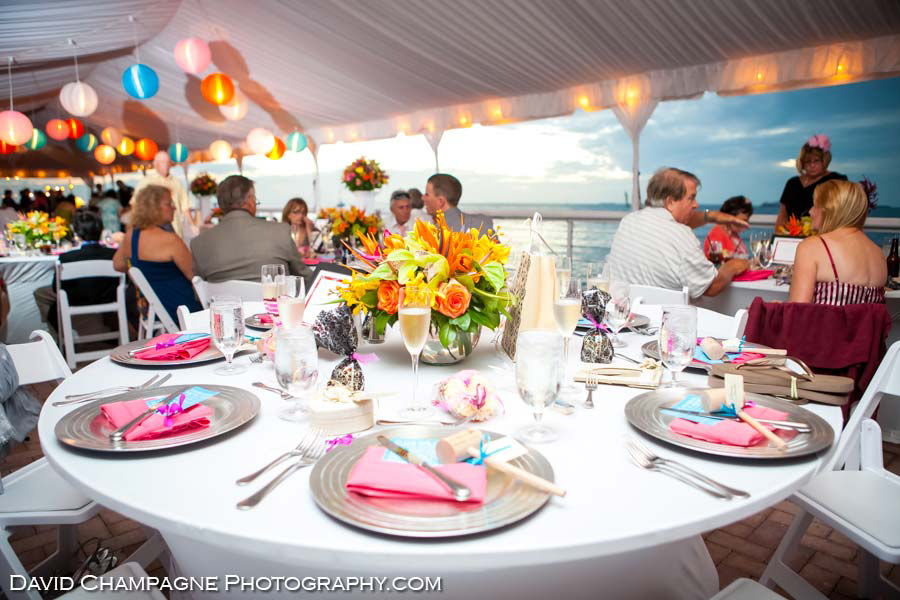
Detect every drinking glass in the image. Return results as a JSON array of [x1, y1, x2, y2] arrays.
[[210, 298, 246, 375], [659, 306, 697, 388], [553, 270, 581, 395], [757, 239, 774, 269], [398, 285, 433, 419], [274, 325, 319, 421], [708, 240, 724, 267], [277, 276, 306, 329], [750, 233, 768, 267], [604, 281, 631, 348], [586, 261, 609, 292], [261, 264, 285, 322], [515, 330, 563, 443]]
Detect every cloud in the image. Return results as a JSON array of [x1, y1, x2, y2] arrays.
[[777, 159, 795, 168], [708, 126, 796, 142]]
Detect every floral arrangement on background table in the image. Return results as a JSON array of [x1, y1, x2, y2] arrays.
[[342, 157, 388, 191], [317, 207, 382, 244], [6, 212, 69, 248], [189, 173, 217, 196], [337, 211, 513, 352], [777, 215, 812, 237]]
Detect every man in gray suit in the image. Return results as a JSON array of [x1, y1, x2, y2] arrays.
[[422, 173, 494, 234], [191, 175, 313, 285]]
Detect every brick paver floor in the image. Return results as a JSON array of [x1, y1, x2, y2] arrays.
[[5, 380, 900, 598]]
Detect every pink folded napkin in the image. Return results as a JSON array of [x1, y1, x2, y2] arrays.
[[254, 313, 273, 324], [134, 334, 210, 361], [346, 446, 487, 503], [100, 397, 213, 441], [734, 269, 775, 282], [669, 405, 797, 447], [303, 258, 320, 265]]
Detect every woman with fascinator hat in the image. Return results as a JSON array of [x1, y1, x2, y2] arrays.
[[776, 134, 847, 230]]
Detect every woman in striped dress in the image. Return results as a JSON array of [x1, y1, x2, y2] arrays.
[[789, 180, 886, 306]]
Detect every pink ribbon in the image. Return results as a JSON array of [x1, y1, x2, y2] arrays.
[[326, 434, 354, 452], [155, 393, 185, 428], [350, 352, 379, 365], [155, 340, 176, 350], [585, 315, 610, 333]]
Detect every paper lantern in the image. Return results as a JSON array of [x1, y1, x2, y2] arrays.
[[286, 131, 307, 153], [0, 140, 16, 154], [134, 138, 158, 161], [122, 64, 159, 99], [174, 37, 211, 74], [65, 118, 84, 139], [246, 128, 275, 154], [169, 142, 189, 162], [219, 90, 248, 121], [209, 139, 232, 161], [0, 111, 34, 146], [101, 127, 122, 147], [76, 133, 98, 152], [94, 144, 116, 164], [26, 129, 47, 151], [46, 119, 70, 140], [266, 137, 285, 160], [59, 81, 98, 117], [200, 73, 234, 105], [117, 136, 135, 156]]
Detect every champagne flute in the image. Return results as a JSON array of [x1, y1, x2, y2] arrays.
[[277, 276, 306, 329], [586, 261, 609, 292], [516, 330, 563, 443], [398, 285, 433, 419], [553, 270, 581, 395], [274, 325, 319, 421], [604, 281, 631, 348], [261, 264, 285, 323], [210, 298, 246, 375], [659, 305, 697, 388]]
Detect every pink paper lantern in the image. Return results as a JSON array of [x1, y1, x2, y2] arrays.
[[46, 119, 70, 141], [0, 111, 34, 146], [174, 38, 211, 75]]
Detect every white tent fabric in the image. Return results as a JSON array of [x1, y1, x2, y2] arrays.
[[3, 0, 900, 164]]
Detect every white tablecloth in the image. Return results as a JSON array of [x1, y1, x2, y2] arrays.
[[39, 303, 842, 599], [0, 255, 56, 343]]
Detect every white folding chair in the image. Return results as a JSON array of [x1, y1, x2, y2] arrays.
[[710, 578, 784, 599], [192, 276, 262, 308], [56, 261, 129, 369], [696, 307, 748, 339], [628, 284, 689, 306], [128, 267, 178, 339], [191, 276, 209, 309], [176, 305, 209, 331], [760, 341, 900, 599]]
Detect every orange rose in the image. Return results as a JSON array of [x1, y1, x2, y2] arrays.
[[436, 279, 471, 319], [377, 280, 400, 315]]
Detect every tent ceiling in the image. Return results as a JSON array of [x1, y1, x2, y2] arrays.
[[3, 0, 900, 165]]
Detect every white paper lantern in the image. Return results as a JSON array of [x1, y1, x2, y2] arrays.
[[94, 144, 116, 165], [0, 111, 34, 146], [246, 128, 275, 155], [59, 81, 99, 117], [174, 38, 211, 75], [209, 139, 232, 161], [219, 90, 248, 121], [101, 127, 122, 147]]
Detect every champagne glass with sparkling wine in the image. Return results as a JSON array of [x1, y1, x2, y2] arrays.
[[398, 285, 433, 419], [553, 266, 582, 395]]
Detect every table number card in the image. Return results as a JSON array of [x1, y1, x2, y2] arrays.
[[303, 271, 349, 326]]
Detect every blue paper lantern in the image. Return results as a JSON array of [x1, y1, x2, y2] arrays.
[[169, 142, 189, 163], [26, 128, 47, 151], [122, 64, 159, 99], [286, 131, 307, 153], [75, 133, 98, 152]]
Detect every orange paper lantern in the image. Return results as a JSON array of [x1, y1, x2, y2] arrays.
[[0, 140, 16, 154], [134, 138, 158, 161], [117, 136, 135, 156], [65, 118, 84, 139], [266, 137, 286, 160], [46, 119, 70, 141], [200, 73, 235, 105], [94, 144, 116, 165]]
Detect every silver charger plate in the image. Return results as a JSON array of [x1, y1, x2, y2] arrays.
[[110, 339, 251, 368], [309, 426, 554, 538], [625, 388, 833, 459], [55, 385, 260, 452], [641, 339, 769, 373], [245, 313, 274, 331]]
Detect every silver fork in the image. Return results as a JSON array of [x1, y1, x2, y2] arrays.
[[237, 434, 328, 509], [54, 374, 170, 406], [628, 439, 750, 499], [584, 374, 597, 409], [235, 428, 322, 485], [375, 413, 475, 427], [252, 382, 291, 400], [625, 441, 730, 499]]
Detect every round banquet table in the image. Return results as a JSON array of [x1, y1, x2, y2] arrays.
[[39, 303, 842, 599]]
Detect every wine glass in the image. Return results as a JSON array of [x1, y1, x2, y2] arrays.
[[553, 269, 581, 395], [659, 306, 697, 388], [274, 326, 319, 421], [555, 255, 572, 297], [398, 285, 433, 419], [277, 276, 306, 329], [756, 239, 774, 269], [750, 233, 768, 267], [604, 281, 631, 348], [210, 298, 246, 375], [516, 330, 563, 443], [708, 240, 724, 267], [586, 261, 609, 292], [261, 264, 285, 322]]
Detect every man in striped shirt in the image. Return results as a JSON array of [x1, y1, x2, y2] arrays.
[[608, 167, 749, 299]]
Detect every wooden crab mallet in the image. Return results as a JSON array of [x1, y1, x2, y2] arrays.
[[704, 375, 787, 450]]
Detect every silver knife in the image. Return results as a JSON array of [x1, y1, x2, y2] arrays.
[[660, 407, 811, 432], [109, 387, 188, 443], [376, 436, 471, 501]]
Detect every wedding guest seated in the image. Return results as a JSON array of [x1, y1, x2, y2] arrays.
[[776, 134, 846, 230], [608, 167, 749, 299], [703, 195, 752, 260], [386, 190, 413, 235], [96, 190, 123, 234], [789, 180, 886, 305], [113, 185, 201, 323], [0, 195, 18, 231], [281, 197, 316, 256], [423, 174, 493, 234], [191, 175, 313, 285]]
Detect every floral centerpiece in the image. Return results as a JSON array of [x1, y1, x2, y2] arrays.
[[318, 206, 382, 244], [777, 215, 812, 237], [6, 211, 68, 248], [190, 173, 217, 196], [342, 157, 388, 191], [337, 212, 513, 354]]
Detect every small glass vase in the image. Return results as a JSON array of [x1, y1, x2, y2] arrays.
[[420, 327, 481, 365]]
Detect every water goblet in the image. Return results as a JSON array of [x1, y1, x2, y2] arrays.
[[398, 285, 433, 419], [604, 281, 631, 348], [515, 330, 563, 443], [659, 305, 697, 388], [210, 298, 246, 376], [274, 326, 319, 421]]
